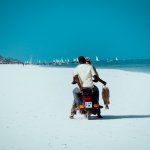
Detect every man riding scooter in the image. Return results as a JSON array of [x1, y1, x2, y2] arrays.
[[70, 56, 106, 119]]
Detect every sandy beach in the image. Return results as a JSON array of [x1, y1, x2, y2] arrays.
[[0, 64, 150, 150]]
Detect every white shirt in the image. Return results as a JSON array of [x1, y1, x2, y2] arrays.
[[74, 64, 96, 88]]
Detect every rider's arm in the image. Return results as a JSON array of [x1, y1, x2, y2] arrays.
[[93, 75, 107, 85], [74, 75, 83, 92], [90, 65, 106, 85]]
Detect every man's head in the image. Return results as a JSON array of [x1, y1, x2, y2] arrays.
[[78, 56, 86, 64]]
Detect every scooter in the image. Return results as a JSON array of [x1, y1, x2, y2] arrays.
[[78, 88, 103, 120]]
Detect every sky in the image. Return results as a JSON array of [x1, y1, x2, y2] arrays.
[[0, 0, 150, 62]]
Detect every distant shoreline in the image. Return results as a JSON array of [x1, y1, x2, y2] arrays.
[[40, 59, 150, 74], [1, 58, 150, 74]]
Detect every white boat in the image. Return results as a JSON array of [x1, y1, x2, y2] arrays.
[[96, 56, 100, 61], [115, 57, 118, 61], [73, 58, 78, 62]]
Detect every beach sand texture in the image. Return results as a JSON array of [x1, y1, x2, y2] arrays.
[[0, 64, 150, 150]]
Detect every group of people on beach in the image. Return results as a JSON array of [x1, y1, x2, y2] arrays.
[[70, 56, 107, 119]]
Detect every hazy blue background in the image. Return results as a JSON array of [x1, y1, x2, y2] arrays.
[[0, 0, 150, 62]]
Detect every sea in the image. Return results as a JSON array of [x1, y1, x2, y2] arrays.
[[46, 59, 150, 74]]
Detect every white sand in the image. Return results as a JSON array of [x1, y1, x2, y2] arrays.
[[0, 64, 150, 150]]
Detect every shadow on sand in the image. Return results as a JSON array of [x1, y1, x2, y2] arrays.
[[103, 115, 150, 120], [90, 115, 150, 120]]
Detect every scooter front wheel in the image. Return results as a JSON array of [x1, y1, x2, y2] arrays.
[[97, 108, 103, 118]]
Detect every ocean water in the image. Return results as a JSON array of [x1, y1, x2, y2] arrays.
[[47, 59, 150, 74]]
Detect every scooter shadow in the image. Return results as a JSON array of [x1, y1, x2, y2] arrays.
[[90, 115, 150, 120]]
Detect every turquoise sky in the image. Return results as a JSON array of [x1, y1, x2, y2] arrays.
[[0, 0, 150, 61]]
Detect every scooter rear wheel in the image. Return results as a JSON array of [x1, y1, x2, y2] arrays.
[[87, 111, 91, 120]]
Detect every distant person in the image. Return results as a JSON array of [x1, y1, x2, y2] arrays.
[[70, 56, 106, 119], [85, 57, 99, 81]]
